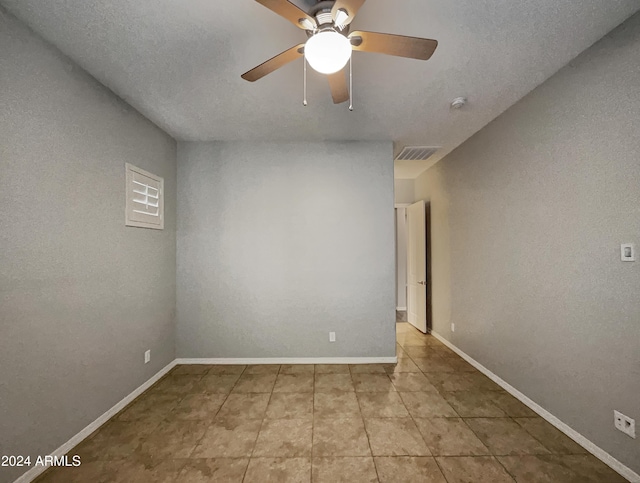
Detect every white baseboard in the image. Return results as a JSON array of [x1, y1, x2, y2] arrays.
[[396, 306, 407, 311], [430, 331, 640, 483], [176, 357, 397, 365], [14, 360, 177, 483]]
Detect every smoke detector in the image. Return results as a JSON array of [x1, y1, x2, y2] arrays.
[[451, 97, 467, 109]]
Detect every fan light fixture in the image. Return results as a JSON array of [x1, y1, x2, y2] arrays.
[[304, 30, 352, 75]]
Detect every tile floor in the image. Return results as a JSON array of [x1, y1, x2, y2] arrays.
[[35, 322, 628, 482]]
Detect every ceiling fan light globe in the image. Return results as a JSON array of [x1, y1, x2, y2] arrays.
[[305, 30, 352, 75]]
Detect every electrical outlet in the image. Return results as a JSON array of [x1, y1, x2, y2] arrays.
[[451, 323, 455, 332], [144, 350, 151, 364], [329, 332, 336, 342], [621, 244, 635, 261], [614, 410, 635, 438]]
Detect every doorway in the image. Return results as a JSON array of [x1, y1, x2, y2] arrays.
[[406, 200, 432, 333], [395, 206, 408, 319]]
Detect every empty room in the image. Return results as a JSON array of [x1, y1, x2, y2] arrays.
[[1, 0, 639, 482]]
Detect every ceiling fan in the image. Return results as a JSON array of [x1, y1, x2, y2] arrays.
[[241, 0, 438, 105]]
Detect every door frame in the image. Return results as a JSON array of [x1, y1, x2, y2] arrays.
[[395, 203, 411, 312], [406, 200, 427, 333]]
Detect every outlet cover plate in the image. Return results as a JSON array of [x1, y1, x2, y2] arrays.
[[621, 243, 635, 261], [614, 410, 635, 438]]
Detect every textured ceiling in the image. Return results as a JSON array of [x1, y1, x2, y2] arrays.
[[3, 0, 639, 178]]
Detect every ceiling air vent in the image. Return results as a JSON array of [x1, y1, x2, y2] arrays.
[[395, 146, 440, 162]]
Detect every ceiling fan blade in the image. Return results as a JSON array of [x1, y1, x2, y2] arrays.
[[332, 0, 366, 26], [349, 31, 438, 60], [327, 68, 349, 104], [241, 44, 305, 82], [255, 0, 317, 30]]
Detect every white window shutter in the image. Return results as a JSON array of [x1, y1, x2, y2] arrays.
[[125, 163, 164, 230]]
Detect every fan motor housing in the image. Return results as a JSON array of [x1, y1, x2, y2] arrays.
[[304, 1, 350, 37], [310, 0, 336, 19]]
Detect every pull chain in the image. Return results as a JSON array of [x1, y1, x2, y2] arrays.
[[303, 57, 308, 106], [349, 56, 353, 111]]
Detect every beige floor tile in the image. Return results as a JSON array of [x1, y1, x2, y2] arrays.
[[198, 374, 241, 394], [314, 392, 362, 419], [314, 373, 355, 392], [514, 418, 587, 454], [273, 373, 314, 393], [555, 454, 628, 482], [442, 391, 507, 417], [253, 419, 313, 457], [397, 335, 429, 347], [435, 456, 515, 483], [244, 457, 311, 483], [402, 347, 443, 359], [349, 364, 387, 373], [364, 418, 431, 456], [374, 456, 447, 483], [207, 365, 247, 375], [109, 458, 188, 483], [150, 375, 203, 395], [425, 373, 475, 392], [45, 324, 621, 483], [315, 364, 350, 374], [175, 458, 248, 483], [312, 457, 378, 483], [265, 392, 313, 420], [464, 418, 551, 455], [413, 357, 457, 373], [313, 418, 371, 456], [192, 418, 262, 458], [465, 372, 503, 391], [245, 364, 280, 374], [429, 346, 458, 358], [217, 393, 270, 419], [172, 364, 213, 375], [34, 461, 117, 483], [74, 420, 160, 461], [173, 393, 226, 420], [383, 358, 421, 374], [352, 373, 396, 392], [279, 364, 315, 374], [446, 358, 478, 372], [492, 392, 539, 417], [231, 373, 277, 393], [497, 455, 582, 483], [139, 419, 209, 459], [116, 392, 181, 422], [389, 372, 438, 392], [399, 392, 458, 418], [357, 392, 409, 418], [414, 417, 490, 456]]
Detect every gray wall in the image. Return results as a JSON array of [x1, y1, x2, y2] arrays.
[[177, 141, 395, 359], [415, 13, 640, 474], [0, 9, 177, 483], [394, 179, 415, 204]]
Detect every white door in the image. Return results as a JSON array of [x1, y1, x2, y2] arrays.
[[407, 200, 427, 333]]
